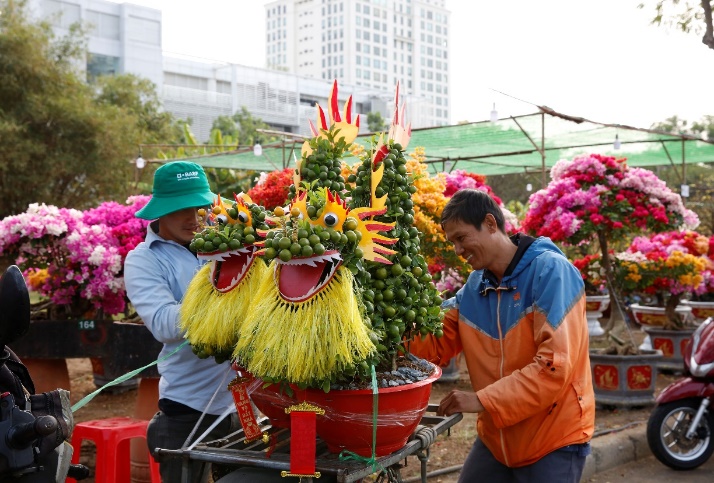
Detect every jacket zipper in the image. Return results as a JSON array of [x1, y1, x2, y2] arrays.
[[496, 290, 509, 466]]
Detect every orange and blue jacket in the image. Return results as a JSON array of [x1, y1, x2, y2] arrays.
[[411, 237, 595, 467]]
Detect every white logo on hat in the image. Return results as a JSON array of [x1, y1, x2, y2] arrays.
[[177, 171, 199, 180]]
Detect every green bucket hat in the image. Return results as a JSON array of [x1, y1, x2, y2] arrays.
[[135, 161, 215, 220]]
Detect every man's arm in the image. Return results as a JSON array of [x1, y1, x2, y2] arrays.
[[409, 307, 463, 367], [124, 250, 184, 343]]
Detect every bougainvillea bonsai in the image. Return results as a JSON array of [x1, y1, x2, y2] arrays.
[[613, 230, 710, 328], [0, 197, 150, 318], [522, 153, 699, 333]]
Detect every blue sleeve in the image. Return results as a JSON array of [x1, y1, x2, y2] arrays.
[[124, 248, 183, 343]]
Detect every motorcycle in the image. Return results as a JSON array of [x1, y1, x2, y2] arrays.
[[0, 265, 88, 481], [647, 317, 714, 470]]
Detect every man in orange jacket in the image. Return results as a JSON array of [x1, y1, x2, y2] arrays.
[[411, 189, 595, 482]]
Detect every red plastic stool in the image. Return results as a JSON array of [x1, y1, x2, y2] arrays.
[[67, 416, 161, 483]]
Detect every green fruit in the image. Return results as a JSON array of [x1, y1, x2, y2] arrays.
[[228, 239, 241, 250], [278, 237, 292, 250], [384, 306, 396, 318], [194, 238, 205, 248], [290, 243, 302, 255], [400, 255, 412, 267], [308, 234, 321, 245], [301, 245, 314, 257], [375, 268, 388, 280], [412, 266, 423, 277], [344, 217, 358, 231], [391, 264, 404, 276], [354, 247, 364, 259], [383, 289, 394, 301], [203, 241, 214, 252], [313, 243, 326, 255], [265, 247, 277, 259], [244, 234, 255, 244], [279, 249, 292, 262]]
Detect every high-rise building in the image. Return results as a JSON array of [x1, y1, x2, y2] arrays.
[[29, 0, 163, 87], [265, 0, 451, 126], [30, 0, 447, 141]]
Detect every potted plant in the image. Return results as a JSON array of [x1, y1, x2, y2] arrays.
[[0, 197, 161, 391], [209, 82, 446, 458], [521, 153, 699, 406], [522, 153, 699, 336], [681, 234, 714, 322], [613, 231, 707, 370]]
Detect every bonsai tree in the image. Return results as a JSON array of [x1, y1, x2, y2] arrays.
[[0, 197, 150, 318], [613, 230, 709, 329], [522, 154, 699, 334]]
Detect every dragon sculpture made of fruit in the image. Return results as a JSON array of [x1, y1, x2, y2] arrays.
[[179, 193, 270, 363], [229, 81, 443, 391]]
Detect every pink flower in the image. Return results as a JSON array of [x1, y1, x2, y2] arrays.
[[0, 197, 150, 316]]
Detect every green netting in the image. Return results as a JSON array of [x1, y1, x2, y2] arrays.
[[169, 111, 714, 177]]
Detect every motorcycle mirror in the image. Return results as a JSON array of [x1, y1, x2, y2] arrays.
[[0, 266, 31, 348]]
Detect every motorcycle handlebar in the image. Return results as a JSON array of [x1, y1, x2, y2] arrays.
[[6, 415, 58, 449]]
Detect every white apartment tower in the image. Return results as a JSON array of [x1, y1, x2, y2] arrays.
[[266, 0, 451, 126]]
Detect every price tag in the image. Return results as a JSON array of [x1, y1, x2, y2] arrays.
[[78, 320, 96, 330]]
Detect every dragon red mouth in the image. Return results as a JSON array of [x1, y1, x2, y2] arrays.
[[275, 250, 343, 302], [199, 247, 257, 293]]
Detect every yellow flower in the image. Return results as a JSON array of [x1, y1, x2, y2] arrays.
[[27, 268, 49, 291]]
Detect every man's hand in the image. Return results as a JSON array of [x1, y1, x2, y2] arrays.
[[437, 389, 484, 416]]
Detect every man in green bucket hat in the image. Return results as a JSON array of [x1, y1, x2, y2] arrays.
[[125, 161, 238, 482]]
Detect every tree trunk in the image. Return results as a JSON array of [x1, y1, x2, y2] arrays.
[[664, 293, 683, 330], [597, 231, 625, 334], [702, 0, 714, 50]]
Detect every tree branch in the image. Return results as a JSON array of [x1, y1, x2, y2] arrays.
[[702, 0, 714, 49]]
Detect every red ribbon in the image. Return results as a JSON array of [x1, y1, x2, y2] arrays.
[[228, 378, 262, 442]]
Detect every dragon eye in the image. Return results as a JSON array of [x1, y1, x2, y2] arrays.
[[323, 212, 339, 227], [237, 212, 249, 223], [216, 214, 228, 224]]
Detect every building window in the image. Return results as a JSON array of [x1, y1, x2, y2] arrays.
[[129, 16, 161, 45], [86, 10, 120, 40], [42, 0, 80, 29], [86, 53, 119, 82]]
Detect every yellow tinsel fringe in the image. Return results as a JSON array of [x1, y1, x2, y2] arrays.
[[233, 263, 375, 385], [179, 260, 268, 352]]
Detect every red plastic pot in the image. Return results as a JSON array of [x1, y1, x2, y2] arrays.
[[251, 365, 441, 456], [305, 364, 441, 456]]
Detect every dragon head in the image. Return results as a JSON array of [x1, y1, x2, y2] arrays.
[[257, 184, 397, 303], [190, 193, 267, 293]]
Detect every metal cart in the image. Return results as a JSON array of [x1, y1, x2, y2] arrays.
[[155, 404, 463, 483]]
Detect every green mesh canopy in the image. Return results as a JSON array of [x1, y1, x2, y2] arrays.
[[162, 109, 714, 178]]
